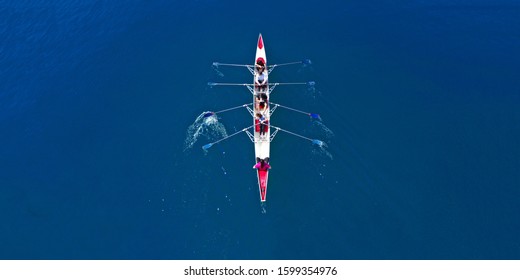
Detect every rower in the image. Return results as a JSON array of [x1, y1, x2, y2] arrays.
[[256, 58, 266, 73], [256, 64, 265, 74], [256, 71, 267, 87], [255, 93, 268, 112], [259, 113, 268, 137], [255, 58, 267, 91], [253, 158, 271, 171], [255, 113, 262, 133], [255, 113, 268, 138], [259, 101, 267, 111]]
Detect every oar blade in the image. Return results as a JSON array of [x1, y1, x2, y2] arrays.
[[312, 139, 324, 147], [203, 112, 215, 118], [309, 113, 321, 120], [302, 59, 312, 65], [202, 143, 214, 150], [307, 81, 316, 86]]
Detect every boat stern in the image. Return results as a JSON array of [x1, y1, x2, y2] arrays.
[[257, 170, 269, 202]]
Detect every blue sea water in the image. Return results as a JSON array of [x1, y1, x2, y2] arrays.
[[1, 0, 519, 259]]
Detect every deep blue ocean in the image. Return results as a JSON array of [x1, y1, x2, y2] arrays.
[[1, 0, 519, 259]]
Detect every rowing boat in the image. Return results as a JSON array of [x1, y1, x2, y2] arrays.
[[203, 34, 322, 202], [253, 34, 270, 201]]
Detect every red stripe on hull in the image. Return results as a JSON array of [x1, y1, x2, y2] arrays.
[[258, 170, 268, 201], [258, 34, 264, 49]]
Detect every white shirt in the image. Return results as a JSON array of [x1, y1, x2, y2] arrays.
[[257, 72, 267, 84]]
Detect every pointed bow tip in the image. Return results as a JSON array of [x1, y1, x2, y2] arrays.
[[258, 34, 264, 49]]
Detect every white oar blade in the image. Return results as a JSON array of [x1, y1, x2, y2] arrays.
[[312, 139, 324, 147]]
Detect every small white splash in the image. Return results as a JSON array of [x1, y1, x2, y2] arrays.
[[306, 84, 322, 99], [184, 112, 228, 151], [312, 119, 334, 139], [312, 141, 333, 160], [212, 64, 224, 77], [204, 115, 218, 125]]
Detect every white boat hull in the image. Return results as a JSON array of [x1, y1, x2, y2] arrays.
[[254, 34, 270, 202]]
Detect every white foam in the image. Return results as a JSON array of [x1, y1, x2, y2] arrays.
[[183, 112, 228, 151]]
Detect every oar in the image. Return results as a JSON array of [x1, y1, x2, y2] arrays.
[[208, 82, 254, 87], [269, 125, 324, 147], [214, 60, 310, 68], [270, 59, 312, 68], [269, 82, 305, 86], [270, 61, 301, 68], [209, 82, 314, 87], [203, 103, 253, 118], [269, 102, 320, 119], [268, 81, 315, 86], [212, 62, 253, 68], [202, 124, 256, 150]]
